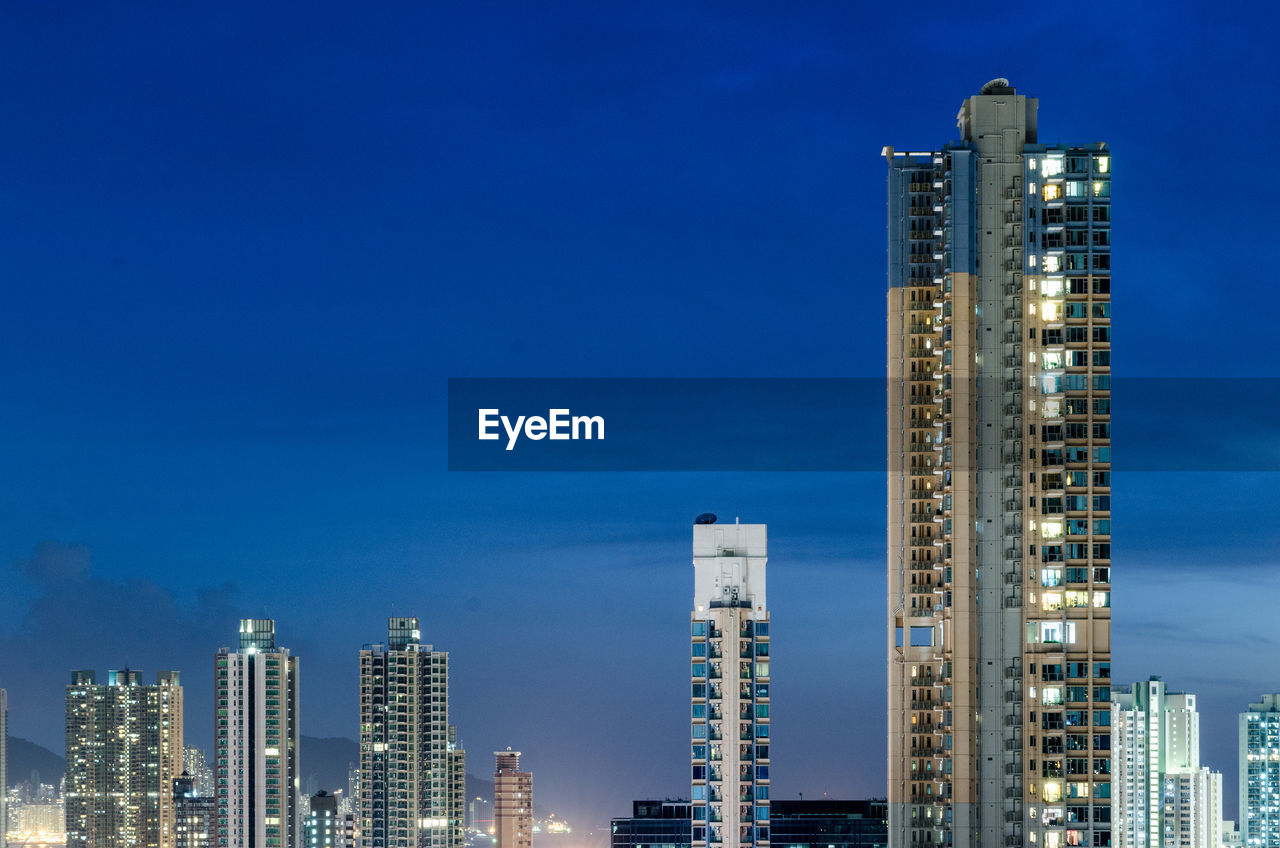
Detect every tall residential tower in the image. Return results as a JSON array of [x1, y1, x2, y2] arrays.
[[1113, 677, 1225, 848], [690, 518, 770, 848], [65, 669, 185, 848], [358, 617, 462, 848], [214, 619, 300, 848], [886, 80, 1112, 848], [1240, 694, 1280, 847]]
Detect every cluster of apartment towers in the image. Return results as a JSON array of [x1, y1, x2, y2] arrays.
[[3, 79, 1280, 848], [0, 618, 533, 848]]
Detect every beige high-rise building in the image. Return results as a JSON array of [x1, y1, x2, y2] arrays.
[[886, 79, 1112, 848], [493, 750, 531, 848], [65, 669, 185, 848]]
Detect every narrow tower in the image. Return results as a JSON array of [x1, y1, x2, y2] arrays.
[[690, 517, 770, 848], [214, 619, 300, 848]]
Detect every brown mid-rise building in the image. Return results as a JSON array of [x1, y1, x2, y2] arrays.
[[493, 749, 532, 848]]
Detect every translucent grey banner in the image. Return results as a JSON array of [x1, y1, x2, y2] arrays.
[[446, 377, 1267, 471]]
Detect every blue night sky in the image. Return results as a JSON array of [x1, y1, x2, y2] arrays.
[[2, 1, 1278, 836]]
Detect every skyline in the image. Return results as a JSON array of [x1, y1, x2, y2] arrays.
[[4, 1, 1280, 838]]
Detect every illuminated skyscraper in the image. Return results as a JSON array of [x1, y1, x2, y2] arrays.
[[358, 617, 462, 848], [886, 79, 1112, 848], [1113, 678, 1225, 848], [493, 750, 531, 848], [1240, 695, 1280, 847], [65, 669, 184, 848], [184, 746, 215, 799], [215, 619, 300, 848], [690, 518, 769, 848]]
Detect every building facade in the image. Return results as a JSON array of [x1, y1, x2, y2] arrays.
[[1, 684, 7, 848], [358, 617, 461, 848], [690, 519, 770, 848], [886, 79, 1112, 848], [493, 750, 531, 848], [611, 801, 693, 848], [1240, 695, 1280, 847], [1113, 678, 1225, 848], [611, 801, 887, 848], [176, 772, 218, 848], [305, 792, 352, 848], [65, 669, 184, 848], [215, 619, 300, 848], [447, 727, 466, 848], [769, 801, 887, 848]]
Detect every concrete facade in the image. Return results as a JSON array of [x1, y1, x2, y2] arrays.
[[690, 520, 769, 848]]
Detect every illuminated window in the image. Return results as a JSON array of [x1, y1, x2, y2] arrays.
[[1043, 157, 1064, 177], [1042, 352, 1064, 370], [1042, 301, 1060, 321], [1040, 622, 1075, 644], [1041, 278, 1063, 297], [1092, 180, 1110, 197], [1043, 183, 1063, 201], [1093, 155, 1109, 173], [1042, 592, 1063, 611], [1043, 255, 1061, 273], [1043, 687, 1064, 706], [1064, 181, 1086, 198]]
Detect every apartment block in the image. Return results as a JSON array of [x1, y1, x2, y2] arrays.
[[358, 617, 459, 848], [886, 79, 1112, 848], [65, 669, 184, 848], [690, 518, 770, 848], [215, 619, 300, 848]]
